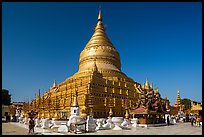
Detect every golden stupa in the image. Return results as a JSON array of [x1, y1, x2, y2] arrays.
[[30, 9, 141, 119], [174, 89, 181, 108]]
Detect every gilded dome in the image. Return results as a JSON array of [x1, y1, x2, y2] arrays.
[[78, 9, 121, 73]]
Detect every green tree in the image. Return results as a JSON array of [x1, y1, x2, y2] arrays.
[[2, 89, 11, 105], [180, 98, 191, 109]]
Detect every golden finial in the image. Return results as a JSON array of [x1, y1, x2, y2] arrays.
[[177, 88, 180, 98], [53, 80, 57, 87], [178, 88, 180, 93], [109, 107, 113, 117], [72, 90, 79, 107], [145, 78, 148, 86], [142, 83, 145, 89], [145, 78, 149, 89], [98, 6, 102, 21], [125, 109, 129, 119], [174, 88, 181, 107], [155, 87, 159, 93], [92, 59, 98, 72], [150, 82, 153, 89], [38, 89, 41, 98]]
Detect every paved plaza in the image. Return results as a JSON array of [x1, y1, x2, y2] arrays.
[[2, 122, 202, 135]]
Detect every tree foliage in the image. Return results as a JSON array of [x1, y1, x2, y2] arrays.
[[180, 98, 191, 109], [2, 89, 11, 105]]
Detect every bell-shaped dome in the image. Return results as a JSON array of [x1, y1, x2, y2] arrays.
[[78, 9, 121, 73]]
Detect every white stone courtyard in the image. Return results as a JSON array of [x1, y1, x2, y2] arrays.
[[2, 121, 202, 135]]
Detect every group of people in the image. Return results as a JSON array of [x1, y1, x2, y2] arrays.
[[166, 114, 202, 127], [191, 116, 202, 127]]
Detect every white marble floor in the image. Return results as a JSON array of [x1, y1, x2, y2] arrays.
[[9, 122, 202, 135], [10, 122, 64, 135]]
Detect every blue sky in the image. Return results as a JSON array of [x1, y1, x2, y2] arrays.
[[2, 2, 202, 105]]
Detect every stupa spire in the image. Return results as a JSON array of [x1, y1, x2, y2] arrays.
[[38, 89, 41, 98], [72, 90, 79, 107], [95, 7, 105, 31], [53, 80, 57, 88], [92, 59, 98, 72], [174, 88, 181, 107], [98, 6, 102, 21], [150, 82, 153, 89], [142, 83, 145, 89], [155, 87, 159, 93], [145, 78, 149, 89]]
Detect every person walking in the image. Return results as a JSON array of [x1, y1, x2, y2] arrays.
[[196, 117, 200, 127], [28, 117, 35, 134], [191, 118, 194, 126], [6, 114, 10, 122], [167, 116, 170, 126]]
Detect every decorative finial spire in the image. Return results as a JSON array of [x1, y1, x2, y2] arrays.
[[142, 83, 145, 89], [145, 78, 149, 89], [145, 78, 148, 85], [174, 88, 181, 107], [38, 89, 41, 98], [98, 6, 102, 21], [94, 7, 105, 31], [125, 109, 129, 119], [150, 82, 153, 89], [72, 90, 79, 107], [53, 80, 57, 87], [92, 59, 98, 72], [155, 87, 159, 93], [177, 88, 180, 98]]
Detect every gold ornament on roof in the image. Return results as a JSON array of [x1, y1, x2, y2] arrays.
[[53, 80, 57, 88], [98, 8, 102, 21], [72, 91, 79, 107], [145, 78, 149, 89]]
